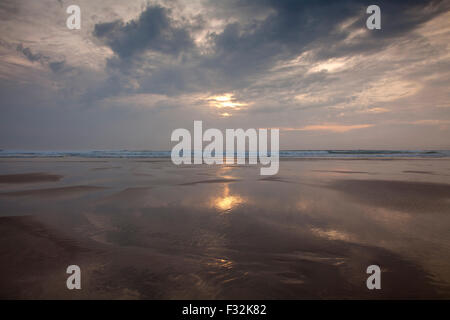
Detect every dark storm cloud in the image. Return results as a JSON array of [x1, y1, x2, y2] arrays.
[[91, 0, 448, 96], [207, 0, 448, 72], [93, 5, 195, 58], [312, 0, 450, 59]]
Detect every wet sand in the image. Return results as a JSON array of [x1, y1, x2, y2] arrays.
[[0, 173, 62, 184], [0, 185, 107, 198], [0, 158, 449, 299]]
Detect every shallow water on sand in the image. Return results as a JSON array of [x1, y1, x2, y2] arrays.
[[0, 158, 449, 299]]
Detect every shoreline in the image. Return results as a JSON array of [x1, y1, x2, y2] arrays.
[[1, 156, 450, 162]]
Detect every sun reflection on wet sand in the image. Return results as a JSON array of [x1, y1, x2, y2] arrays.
[[207, 257, 234, 270], [211, 184, 245, 213]]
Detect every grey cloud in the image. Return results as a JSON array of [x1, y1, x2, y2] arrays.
[[208, 0, 448, 71], [17, 44, 46, 63], [313, 0, 449, 60], [16, 44, 69, 74], [48, 60, 66, 73], [91, 0, 448, 97], [93, 5, 195, 59]]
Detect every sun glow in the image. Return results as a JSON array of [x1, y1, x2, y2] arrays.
[[207, 93, 247, 109]]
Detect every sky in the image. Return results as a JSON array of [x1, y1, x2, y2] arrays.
[[0, 0, 449, 150]]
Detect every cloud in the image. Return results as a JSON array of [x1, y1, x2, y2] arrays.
[[48, 60, 66, 73], [93, 5, 195, 59], [16, 44, 47, 63], [358, 107, 390, 114], [91, 0, 449, 97], [283, 124, 374, 133], [16, 44, 67, 74], [205, 0, 448, 77]]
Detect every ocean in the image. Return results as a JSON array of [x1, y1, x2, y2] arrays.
[[1, 149, 450, 158]]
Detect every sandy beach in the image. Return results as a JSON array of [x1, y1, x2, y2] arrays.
[[0, 157, 449, 299]]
